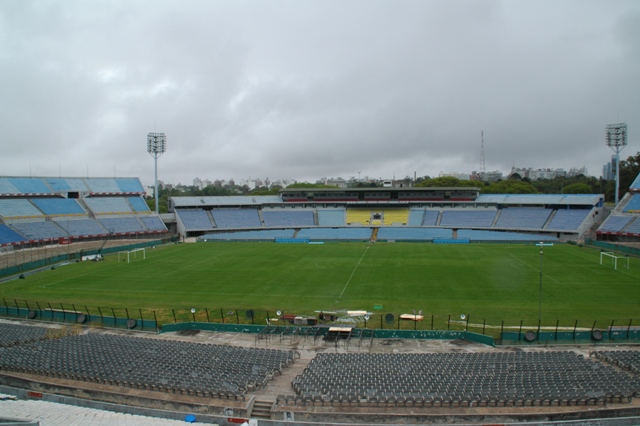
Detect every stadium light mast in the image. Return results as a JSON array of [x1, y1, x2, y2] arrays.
[[147, 132, 166, 214], [605, 123, 627, 205]]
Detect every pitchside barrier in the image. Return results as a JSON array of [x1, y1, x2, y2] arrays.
[[0, 304, 157, 331], [0, 238, 170, 278], [501, 328, 640, 345], [159, 322, 495, 346], [275, 237, 310, 243], [3, 301, 638, 346], [433, 238, 470, 244], [586, 239, 640, 257]]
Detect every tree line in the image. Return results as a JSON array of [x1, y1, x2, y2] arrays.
[[416, 151, 640, 204], [147, 152, 640, 212]]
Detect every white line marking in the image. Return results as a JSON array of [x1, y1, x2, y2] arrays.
[[339, 245, 369, 297]]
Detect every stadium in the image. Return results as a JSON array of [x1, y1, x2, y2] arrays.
[[2, 174, 640, 425]]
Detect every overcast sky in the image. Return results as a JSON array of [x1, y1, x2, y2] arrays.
[[1, 0, 639, 187]]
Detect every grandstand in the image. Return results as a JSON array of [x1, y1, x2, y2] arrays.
[[316, 208, 345, 226], [0, 177, 167, 246], [2, 320, 640, 425], [0, 176, 610, 246], [596, 172, 640, 242], [262, 209, 315, 227], [166, 188, 603, 242], [290, 351, 640, 408]]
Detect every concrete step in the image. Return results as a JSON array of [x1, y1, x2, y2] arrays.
[[250, 399, 273, 419]]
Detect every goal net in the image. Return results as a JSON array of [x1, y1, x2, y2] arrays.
[[600, 251, 629, 270], [118, 248, 146, 264]]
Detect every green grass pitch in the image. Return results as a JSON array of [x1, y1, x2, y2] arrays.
[[2, 242, 639, 330]]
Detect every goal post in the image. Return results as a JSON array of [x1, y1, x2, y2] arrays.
[[118, 248, 146, 264], [600, 251, 629, 270]]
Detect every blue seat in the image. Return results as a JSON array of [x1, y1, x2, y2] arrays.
[[176, 210, 214, 231], [317, 209, 346, 226]]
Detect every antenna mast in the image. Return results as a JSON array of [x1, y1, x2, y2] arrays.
[[480, 131, 486, 180]]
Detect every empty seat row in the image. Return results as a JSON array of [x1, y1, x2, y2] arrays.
[[0, 329, 295, 400], [291, 351, 640, 407]]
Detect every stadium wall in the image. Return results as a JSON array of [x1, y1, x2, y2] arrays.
[[0, 306, 157, 331], [501, 329, 640, 345], [586, 239, 640, 257], [159, 322, 495, 346], [0, 238, 172, 278]]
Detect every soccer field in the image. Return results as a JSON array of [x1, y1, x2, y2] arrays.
[[1, 242, 639, 329]]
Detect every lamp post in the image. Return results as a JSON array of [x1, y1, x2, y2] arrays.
[[147, 133, 167, 214], [605, 123, 627, 205], [536, 242, 554, 322]]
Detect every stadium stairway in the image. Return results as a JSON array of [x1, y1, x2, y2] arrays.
[[207, 210, 217, 228], [435, 210, 443, 226], [250, 399, 273, 419], [248, 351, 310, 419], [542, 209, 558, 229], [491, 209, 502, 227]]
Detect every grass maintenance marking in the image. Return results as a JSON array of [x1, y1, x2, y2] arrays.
[[339, 245, 369, 298]]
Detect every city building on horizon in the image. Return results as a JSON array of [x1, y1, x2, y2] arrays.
[[508, 166, 588, 181]]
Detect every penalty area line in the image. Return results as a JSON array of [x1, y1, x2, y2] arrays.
[[339, 245, 369, 298]]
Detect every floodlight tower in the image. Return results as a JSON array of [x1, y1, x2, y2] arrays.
[[605, 123, 627, 205], [147, 132, 166, 214]]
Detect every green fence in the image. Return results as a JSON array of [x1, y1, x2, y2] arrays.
[[159, 322, 495, 346], [0, 238, 172, 278], [585, 239, 640, 257], [0, 254, 69, 278], [502, 328, 640, 345], [0, 305, 157, 331]]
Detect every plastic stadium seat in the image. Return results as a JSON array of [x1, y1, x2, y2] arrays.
[[0, 224, 27, 245]]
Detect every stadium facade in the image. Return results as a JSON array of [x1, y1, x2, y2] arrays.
[[2, 174, 640, 249], [169, 187, 605, 243]]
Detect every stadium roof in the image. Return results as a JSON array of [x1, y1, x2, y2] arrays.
[[475, 194, 603, 206], [280, 187, 482, 192], [171, 195, 282, 208]]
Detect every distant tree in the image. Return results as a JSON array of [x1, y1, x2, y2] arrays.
[[287, 182, 339, 189], [356, 181, 379, 188], [250, 187, 280, 195], [531, 175, 609, 197], [202, 186, 235, 196], [483, 180, 538, 194], [416, 176, 480, 188], [618, 151, 640, 196], [532, 178, 563, 194], [561, 183, 592, 194]]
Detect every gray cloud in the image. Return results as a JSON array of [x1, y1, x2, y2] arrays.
[[1, 0, 638, 186]]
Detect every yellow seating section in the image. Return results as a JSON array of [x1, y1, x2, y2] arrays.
[[383, 209, 409, 225], [346, 208, 409, 226], [346, 209, 372, 225]]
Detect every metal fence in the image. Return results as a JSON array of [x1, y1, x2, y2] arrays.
[[3, 299, 637, 346], [0, 236, 175, 278], [0, 302, 157, 331]]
